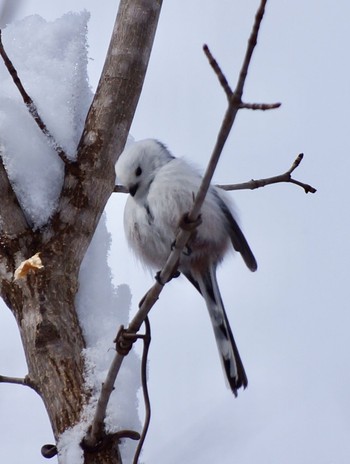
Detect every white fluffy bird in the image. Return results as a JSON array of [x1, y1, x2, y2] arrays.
[[116, 139, 257, 396]]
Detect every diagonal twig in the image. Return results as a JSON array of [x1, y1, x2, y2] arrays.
[[193, 1, 270, 219], [0, 30, 70, 164], [203, 44, 233, 98], [84, 0, 271, 451], [203, 0, 281, 114]]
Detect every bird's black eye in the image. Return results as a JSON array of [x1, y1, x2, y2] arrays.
[[135, 166, 142, 177]]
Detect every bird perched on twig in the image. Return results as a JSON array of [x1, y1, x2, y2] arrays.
[[116, 139, 257, 396]]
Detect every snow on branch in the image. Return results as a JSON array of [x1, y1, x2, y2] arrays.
[[0, 30, 70, 165]]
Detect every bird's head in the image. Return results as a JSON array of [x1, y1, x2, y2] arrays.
[[116, 139, 174, 199]]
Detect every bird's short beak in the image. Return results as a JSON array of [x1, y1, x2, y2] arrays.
[[129, 183, 139, 197]]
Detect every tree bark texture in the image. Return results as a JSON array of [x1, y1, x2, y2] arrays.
[[0, 0, 162, 462]]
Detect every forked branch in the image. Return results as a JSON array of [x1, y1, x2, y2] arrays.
[[114, 153, 316, 195], [85, 0, 275, 453], [218, 153, 316, 194]]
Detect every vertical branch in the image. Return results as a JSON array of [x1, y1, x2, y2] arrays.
[[192, 0, 269, 221], [235, 0, 267, 99], [0, 1, 163, 463], [83, 0, 271, 451]]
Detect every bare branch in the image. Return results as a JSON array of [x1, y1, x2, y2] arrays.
[[203, 43, 280, 111], [287, 152, 304, 174], [0, 374, 26, 385], [0, 374, 36, 390], [203, 44, 233, 99], [289, 178, 317, 194], [194, 0, 269, 215], [133, 317, 151, 464], [82, 353, 124, 448], [85, 0, 270, 448], [0, 30, 70, 165], [218, 154, 317, 194], [239, 101, 281, 110], [235, 0, 267, 99], [115, 154, 316, 195]]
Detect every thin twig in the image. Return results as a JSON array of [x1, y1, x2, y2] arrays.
[[217, 153, 317, 194], [114, 152, 315, 195], [0, 30, 70, 164], [235, 0, 267, 100], [287, 152, 304, 173], [192, 0, 269, 220], [82, 350, 124, 448], [203, 44, 233, 99], [0, 374, 36, 389], [239, 101, 281, 110], [84, 0, 269, 451], [133, 317, 151, 464]]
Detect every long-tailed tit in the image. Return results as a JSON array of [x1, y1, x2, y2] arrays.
[[116, 139, 257, 396]]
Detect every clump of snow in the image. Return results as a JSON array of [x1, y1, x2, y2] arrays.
[[58, 418, 87, 464], [59, 218, 141, 464], [0, 12, 92, 227], [0, 12, 140, 463], [76, 215, 141, 463]]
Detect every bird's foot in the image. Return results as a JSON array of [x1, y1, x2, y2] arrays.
[[179, 212, 202, 231], [155, 269, 180, 286]]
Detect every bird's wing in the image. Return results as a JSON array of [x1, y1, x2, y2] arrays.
[[213, 189, 257, 272]]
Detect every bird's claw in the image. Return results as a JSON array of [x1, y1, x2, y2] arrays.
[[183, 245, 192, 256], [171, 239, 192, 257], [179, 212, 202, 231], [155, 270, 180, 286]]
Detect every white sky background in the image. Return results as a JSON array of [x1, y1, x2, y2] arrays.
[[0, 0, 349, 463]]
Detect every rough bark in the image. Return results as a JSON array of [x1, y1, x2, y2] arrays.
[[0, 0, 162, 462]]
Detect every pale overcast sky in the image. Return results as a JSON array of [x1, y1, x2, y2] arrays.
[[0, 1, 349, 463]]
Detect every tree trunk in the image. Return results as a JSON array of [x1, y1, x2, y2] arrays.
[[4, 256, 86, 437], [0, 0, 163, 462]]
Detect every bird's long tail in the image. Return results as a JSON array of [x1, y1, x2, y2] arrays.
[[191, 267, 248, 396]]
